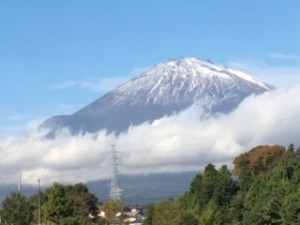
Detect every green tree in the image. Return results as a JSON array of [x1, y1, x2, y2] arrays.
[[214, 165, 238, 207], [58, 216, 93, 225], [28, 191, 48, 224], [229, 192, 245, 223], [287, 143, 295, 152], [261, 197, 282, 225], [281, 192, 300, 225], [0, 192, 33, 225], [143, 205, 154, 225], [180, 210, 198, 225], [199, 200, 224, 225], [239, 169, 253, 191], [146, 145, 300, 225], [65, 183, 98, 217], [44, 183, 73, 224], [152, 200, 183, 225], [195, 163, 218, 211]]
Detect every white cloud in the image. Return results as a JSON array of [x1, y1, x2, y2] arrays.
[[52, 77, 133, 93], [0, 86, 300, 186], [269, 53, 300, 62], [80, 77, 131, 92], [228, 59, 300, 88], [52, 67, 149, 93], [56, 103, 78, 113], [53, 81, 77, 90], [0, 114, 44, 138]]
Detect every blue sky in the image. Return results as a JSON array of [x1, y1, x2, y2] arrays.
[[1, 0, 300, 135], [2, 1, 300, 186]]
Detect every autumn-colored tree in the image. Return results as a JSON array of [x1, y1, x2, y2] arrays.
[[99, 200, 124, 224], [233, 145, 285, 178]]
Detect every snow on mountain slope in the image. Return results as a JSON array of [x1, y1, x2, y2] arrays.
[[108, 58, 272, 105], [42, 58, 275, 134]]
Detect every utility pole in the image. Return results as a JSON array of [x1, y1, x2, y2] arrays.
[[18, 172, 22, 193], [38, 179, 41, 225], [109, 144, 122, 201]]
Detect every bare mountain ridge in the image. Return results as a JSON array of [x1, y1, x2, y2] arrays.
[[42, 58, 274, 134]]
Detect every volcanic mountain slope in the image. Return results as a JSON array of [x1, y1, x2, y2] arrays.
[[42, 58, 275, 134]]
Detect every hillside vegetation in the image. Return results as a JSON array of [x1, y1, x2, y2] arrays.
[[144, 144, 300, 225]]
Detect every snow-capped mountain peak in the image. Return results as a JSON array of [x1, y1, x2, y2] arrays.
[[153, 57, 271, 89], [112, 57, 273, 105], [42, 57, 274, 134]]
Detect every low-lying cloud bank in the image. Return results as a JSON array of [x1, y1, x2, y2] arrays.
[[1, 86, 300, 186]]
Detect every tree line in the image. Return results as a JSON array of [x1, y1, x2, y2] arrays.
[[143, 144, 300, 225], [0, 182, 110, 225]]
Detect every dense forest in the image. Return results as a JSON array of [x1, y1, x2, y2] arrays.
[[1, 144, 300, 225], [0, 182, 103, 225], [144, 144, 300, 225]]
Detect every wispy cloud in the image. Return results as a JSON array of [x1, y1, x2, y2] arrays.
[[53, 81, 77, 90], [269, 53, 300, 62], [53, 77, 130, 93], [56, 103, 78, 113], [228, 58, 300, 88], [52, 67, 149, 93], [5, 114, 31, 123], [0, 112, 40, 137], [0, 86, 300, 186], [80, 77, 132, 92]]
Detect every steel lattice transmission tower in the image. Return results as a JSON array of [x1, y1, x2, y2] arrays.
[[109, 144, 122, 201]]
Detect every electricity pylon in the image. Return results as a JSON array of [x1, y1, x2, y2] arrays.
[[109, 144, 122, 201]]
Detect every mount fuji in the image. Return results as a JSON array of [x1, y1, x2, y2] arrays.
[[42, 58, 275, 134]]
